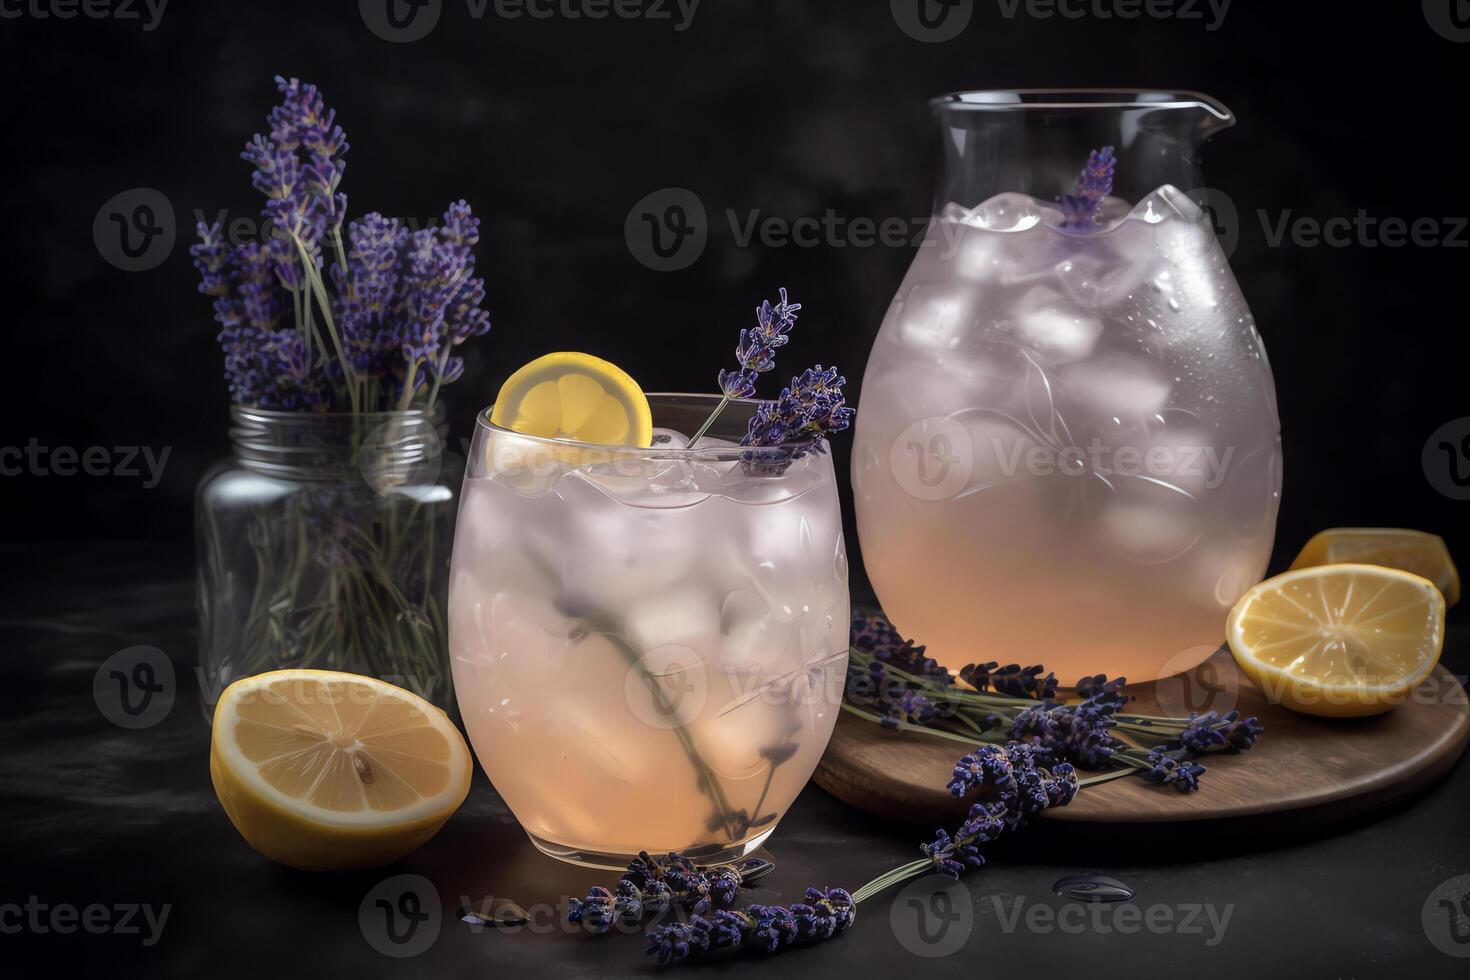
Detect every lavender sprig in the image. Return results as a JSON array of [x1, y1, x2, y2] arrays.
[[687, 288, 800, 447], [638, 743, 1077, 966], [742, 364, 855, 453], [192, 77, 491, 414], [842, 609, 1261, 793], [1059, 145, 1117, 231]]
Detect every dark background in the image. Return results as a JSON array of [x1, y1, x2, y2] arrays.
[[3, 0, 1467, 585], [4, 5, 1470, 979]]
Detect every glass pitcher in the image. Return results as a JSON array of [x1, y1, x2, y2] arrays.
[[852, 90, 1281, 683]]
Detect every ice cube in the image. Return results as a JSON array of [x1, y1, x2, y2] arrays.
[[650, 427, 689, 449], [1130, 184, 1203, 225], [624, 583, 722, 653], [896, 282, 976, 353], [720, 588, 798, 670], [1007, 286, 1103, 364], [1053, 242, 1154, 308], [938, 201, 985, 228], [969, 192, 1041, 232], [1062, 354, 1173, 420], [1093, 478, 1206, 565], [561, 499, 698, 609]]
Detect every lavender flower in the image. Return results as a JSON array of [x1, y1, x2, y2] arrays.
[[1140, 748, 1206, 792], [1178, 710, 1264, 754], [644, 889, 855, 964], [1007, 675, 1130, 769], [977, 663, 1059, 701], [717, 288, 800, 399], [881, 688, 938, 729], [742, 365, 855, 452], [195, 77, 490, 413], [1059, 145, 1116, 231], [851, 611, 907, 658]]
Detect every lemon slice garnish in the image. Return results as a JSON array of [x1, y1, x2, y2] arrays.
[[1289, 527, 1459, 606], [1227, 564, 1446, 717], [210, 670, 472, 870], [489, 352, 653, 448]]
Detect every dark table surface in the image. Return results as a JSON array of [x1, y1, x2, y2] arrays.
[[4, 540, 1469, 978]]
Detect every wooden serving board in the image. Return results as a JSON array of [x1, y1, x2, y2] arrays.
[[814, 649, 1469, 828]]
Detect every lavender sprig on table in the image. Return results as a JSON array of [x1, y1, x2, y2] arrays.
[[565, 612, 1256, 967], [842, 609, 1262, 793], [1059, 145, 1117, 231], [630, 744, 1077, 965]]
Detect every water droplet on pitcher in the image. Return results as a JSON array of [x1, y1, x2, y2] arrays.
[[1053, 873, 1134, 903]]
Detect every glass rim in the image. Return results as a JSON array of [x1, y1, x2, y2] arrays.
[[932, 89, 1232, 122], [474, 391, 824, 459], [228, 403, 445, 422]]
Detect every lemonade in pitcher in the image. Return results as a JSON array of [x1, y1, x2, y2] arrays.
[[852, 92, 1282, 681]]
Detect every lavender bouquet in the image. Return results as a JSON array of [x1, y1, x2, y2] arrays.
[[192, 77, 491, 708]]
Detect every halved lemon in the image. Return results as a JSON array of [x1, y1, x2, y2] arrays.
[[489, 352, 653, 448], [210, 670, 472, 871], [1227, 564, 1446, 718], [1289, 527, 1459, 606]]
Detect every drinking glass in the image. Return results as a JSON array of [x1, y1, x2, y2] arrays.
[[449, 394, 850, 868]]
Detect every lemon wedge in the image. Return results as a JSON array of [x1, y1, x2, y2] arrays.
[[489, 352, 653, 448], [1227, 564, 1446, 718], [1289, 527, 1459, 606], [210, 670, 472, 871]]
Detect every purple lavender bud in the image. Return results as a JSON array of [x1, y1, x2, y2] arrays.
[[1060, 145, 1116, 230], [742, 364, 854, 455], [1141, 748, 1206, 792], [718, 288, 799, 399]]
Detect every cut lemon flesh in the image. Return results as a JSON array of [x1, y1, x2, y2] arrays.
[[210, 669, 472, 870], [489, 352, 653, 448], [1290, 527, 1459, 606], [1227, 564, 1445, 718]]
